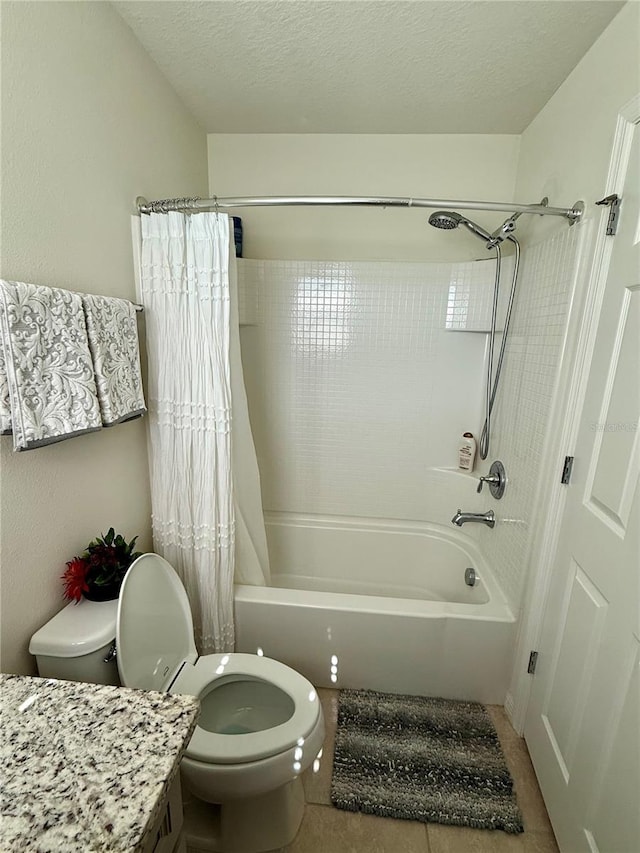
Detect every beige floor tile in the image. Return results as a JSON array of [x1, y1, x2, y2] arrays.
[[486, 704, 554, 837], [487, 705, 521, 746], [285, 804, 429, 853], [427, 825, 558, 853], [521, 833, 559, 853], [317, 687, 339, 729], [302, 688, 338, 805], [501, 738, 554, 835], [301, 748, 333, 805]]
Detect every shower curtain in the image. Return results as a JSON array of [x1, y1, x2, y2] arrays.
[[140, 211, 270, 654]]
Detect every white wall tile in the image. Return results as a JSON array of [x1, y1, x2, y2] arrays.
[[445, 256, 513, 331], [238, 259, 490, 521]]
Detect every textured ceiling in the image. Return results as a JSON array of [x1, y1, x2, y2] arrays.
[[113, 0, 624, 134]]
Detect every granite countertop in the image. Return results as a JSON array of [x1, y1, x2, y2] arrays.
[[0, 673, 200, 853]]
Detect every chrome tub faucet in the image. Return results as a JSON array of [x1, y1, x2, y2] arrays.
[[451, 509, 496, 528]]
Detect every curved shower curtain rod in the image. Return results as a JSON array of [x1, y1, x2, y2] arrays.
[[136, 194, 585, 223]]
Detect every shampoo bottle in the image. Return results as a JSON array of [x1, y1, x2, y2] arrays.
[[458, 432, 477, 472]]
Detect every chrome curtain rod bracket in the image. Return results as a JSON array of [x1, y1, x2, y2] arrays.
[[568, 200, 585, 225], [136, 194, 585, 223]]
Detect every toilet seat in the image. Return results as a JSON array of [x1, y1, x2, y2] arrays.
[[173, 654, 321, 764], [117, 553, 321, 766]]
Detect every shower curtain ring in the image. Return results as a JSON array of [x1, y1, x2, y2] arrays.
[[213, 195, 220, 215]]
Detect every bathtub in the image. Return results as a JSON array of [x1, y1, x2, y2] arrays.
[[234, 513, 516, 704]]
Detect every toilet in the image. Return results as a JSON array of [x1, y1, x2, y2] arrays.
[[29, 553, 325, 853]]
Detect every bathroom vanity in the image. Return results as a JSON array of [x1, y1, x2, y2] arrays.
[[0, 673, 199, 852]]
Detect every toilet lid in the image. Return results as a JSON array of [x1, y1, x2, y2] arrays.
[[117, 553, 197, 692]]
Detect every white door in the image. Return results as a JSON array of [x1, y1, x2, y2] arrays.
[[524, 115, 640, 852]]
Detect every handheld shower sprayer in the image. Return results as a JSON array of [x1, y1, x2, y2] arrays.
[[428, 209, 521, 460], [428, 209, 522, 249]]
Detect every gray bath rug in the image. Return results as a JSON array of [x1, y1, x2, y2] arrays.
[[331, 689, 524, 834]]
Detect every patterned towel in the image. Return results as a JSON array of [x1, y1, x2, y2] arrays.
[[81, 294, 146, 426], [0, 280, 102, 450], [0, 310, 12, 434]]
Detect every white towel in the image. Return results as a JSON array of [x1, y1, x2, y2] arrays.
[[81, 294, 146, 426], [0, 301, 12, 434], [0, 280, 102, 450]]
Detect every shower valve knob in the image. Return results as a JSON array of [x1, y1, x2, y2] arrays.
[[476, 460, 507, 499], [477, 475, 499, 493]]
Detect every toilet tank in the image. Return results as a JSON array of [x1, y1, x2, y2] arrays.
[[29, 598, 120, 686]]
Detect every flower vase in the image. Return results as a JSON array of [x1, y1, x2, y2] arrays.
[[83, 583, 121, 602]]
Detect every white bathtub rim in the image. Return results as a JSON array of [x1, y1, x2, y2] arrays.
[[234, 583, 515, 623]]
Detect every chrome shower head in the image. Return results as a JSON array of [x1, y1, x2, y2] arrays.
[[428, 210, 493, 244], [428, 211, 463, 230]]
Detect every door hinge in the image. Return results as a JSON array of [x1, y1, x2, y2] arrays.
[[561, 455, 574, 485], [527, 651, 539, 675], [595, 193, 622, 236]]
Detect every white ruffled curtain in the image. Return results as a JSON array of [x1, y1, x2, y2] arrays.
[[140, 211, 269, 654]]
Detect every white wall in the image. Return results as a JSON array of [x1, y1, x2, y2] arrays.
[[208, 134, 520, 261], [515, 2, 640, 243], [0, 1, 208, 674], [501, 0, 640, 701]]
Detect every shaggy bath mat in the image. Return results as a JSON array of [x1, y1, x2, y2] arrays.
[[331, 689, 524, 834]]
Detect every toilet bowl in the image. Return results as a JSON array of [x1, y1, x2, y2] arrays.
[[116, 553, 325, 853], [174, 655, 322, 802]]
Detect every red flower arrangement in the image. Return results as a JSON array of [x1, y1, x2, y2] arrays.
[[62, 528, 141, 603], [62, 557, 90, 602]]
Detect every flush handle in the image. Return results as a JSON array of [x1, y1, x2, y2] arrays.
[[104, 641, 117, 664]]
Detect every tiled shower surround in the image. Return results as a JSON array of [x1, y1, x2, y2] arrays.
[[238, 225, 583, 614], [483, 224, 583, 609]]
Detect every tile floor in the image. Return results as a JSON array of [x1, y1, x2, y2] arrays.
[[287, 689, 559, 853]]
